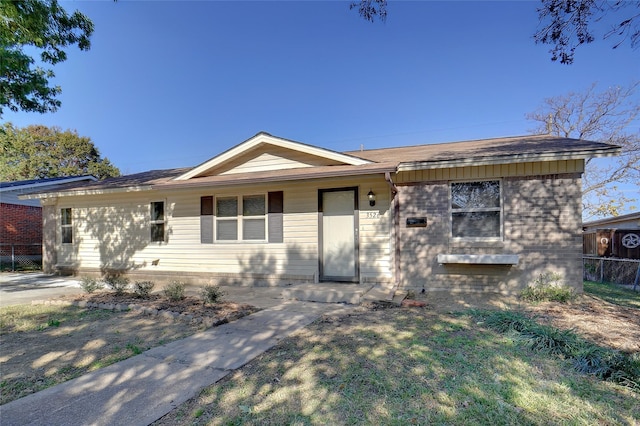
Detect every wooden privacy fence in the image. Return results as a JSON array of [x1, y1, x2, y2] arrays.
[[0, 243, 43, 272], [583, 256, 640, 291]]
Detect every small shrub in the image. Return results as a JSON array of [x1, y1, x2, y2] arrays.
[[79, 276, 104, 294], [521, 272, 575, 303], [519, 324, 580, 356], [201, 285, 224, 305], [475, 310, 640, 391], [104, 275, 130, 295], [126, 343, 143, 355], [479, 310, 536, 333], [133, 281, 155, 298], [163, 281, 185, 301]]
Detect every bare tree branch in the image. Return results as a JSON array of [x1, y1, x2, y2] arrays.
[[535, 0, 640, 64], [527, 82, 640, 218]]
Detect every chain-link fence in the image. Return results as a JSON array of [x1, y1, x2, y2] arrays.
[[583, 256, 640, 290], [0, 243, 43, 272]]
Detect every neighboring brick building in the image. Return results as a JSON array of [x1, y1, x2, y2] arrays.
[[1, 177, 96, 265], [1, 203, 43, 246]]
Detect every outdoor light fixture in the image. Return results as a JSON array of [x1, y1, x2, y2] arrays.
[[367, 189, 376, 207]]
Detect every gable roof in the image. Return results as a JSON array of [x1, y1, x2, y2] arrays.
[[174, 132, 372, 180], [20, 133, 620, 199]]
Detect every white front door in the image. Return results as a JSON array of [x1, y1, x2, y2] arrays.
[[319, 188, 359, 282]]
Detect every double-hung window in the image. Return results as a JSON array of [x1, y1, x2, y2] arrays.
[[242, 195, 266, 240], [450, 180, 502, 239], [202, 192, 282, 243], [61, 208, 72, 244], [150, 201, 165, 242], [215, 194, 266, 241]]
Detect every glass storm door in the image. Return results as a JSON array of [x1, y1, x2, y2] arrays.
[[319, 188, 359, 282]]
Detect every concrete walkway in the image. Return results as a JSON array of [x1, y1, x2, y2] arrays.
[[0, 273, 83, 307], [0, 300, 352, 426]]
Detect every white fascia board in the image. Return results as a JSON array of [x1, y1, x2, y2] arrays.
[[397, 148, 620, 171], [0, 176, 97, 193], [174, 134, 371, 181], [20, 185, 153, 200]]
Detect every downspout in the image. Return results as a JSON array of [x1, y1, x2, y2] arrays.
[[384, 172, 400, 287]]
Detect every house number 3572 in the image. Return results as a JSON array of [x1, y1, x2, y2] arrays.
[[366, 212, 380, 219]]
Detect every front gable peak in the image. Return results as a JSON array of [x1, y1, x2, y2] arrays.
[[174, 132, 372, 181]]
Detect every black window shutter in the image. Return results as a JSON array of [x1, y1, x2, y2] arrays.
[[200, 196, 214, 244], [268, 191, 283, 243]]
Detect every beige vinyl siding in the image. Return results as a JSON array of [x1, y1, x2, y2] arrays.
[[395, 159, 584, 184], [53, 175, 393, 283], [56, 195, 153, 269], [209, 145, 343, 176]]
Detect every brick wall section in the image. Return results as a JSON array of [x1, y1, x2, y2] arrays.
[[397, 173, 583, 294], [503, 174, 583, 290], [1, 203, 43, 249], [398, 182, 449, 289]]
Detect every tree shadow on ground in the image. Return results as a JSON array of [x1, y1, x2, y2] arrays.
[[154, 307, 639, 425]]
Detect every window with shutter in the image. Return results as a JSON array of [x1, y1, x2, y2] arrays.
[[200, 196, 213, 244], [201, 191, 283, 243]]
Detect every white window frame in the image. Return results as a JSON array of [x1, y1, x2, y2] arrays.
[[214, 193, 267, 243], [449, 179, 503, 241], [61, 207, 73, 244], [150, 201, 166, 243]]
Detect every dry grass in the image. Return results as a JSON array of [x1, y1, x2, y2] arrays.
[[0, 294, 257, 405], [154, 295, 639, 425]]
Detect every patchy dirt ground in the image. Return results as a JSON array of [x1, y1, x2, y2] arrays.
[[414, 291, 640, 353], [523, 294, 640, 353], [1, 288, 638, 407], [0, 292, 258, 405], [58, 292, 259, 325]]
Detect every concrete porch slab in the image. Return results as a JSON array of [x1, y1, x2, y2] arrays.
[[282, 283, 373, 304]]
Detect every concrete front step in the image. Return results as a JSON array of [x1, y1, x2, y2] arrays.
[[361, 283, 396, 302], [282, 282, 406, 305], [282, 283, 373, 304]]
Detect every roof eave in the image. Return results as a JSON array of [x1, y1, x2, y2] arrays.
[[20, 185, 155, 200], [397, 148, 620, 171], [159, 165, 398, 190], [0, 176, 97, 193]]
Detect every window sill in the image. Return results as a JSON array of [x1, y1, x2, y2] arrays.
[[437, 254, 519, 265]]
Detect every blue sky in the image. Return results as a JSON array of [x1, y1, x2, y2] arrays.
[[3, 1, 639, 211]]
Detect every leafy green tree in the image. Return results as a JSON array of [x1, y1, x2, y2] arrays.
[[0, 0, 94, 115], [0, 123, 120, 180], [527, 82, 640, 218]]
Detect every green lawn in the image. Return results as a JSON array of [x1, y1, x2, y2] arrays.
[[155, 304, 639, 425], [584, 280, 640, 309]]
